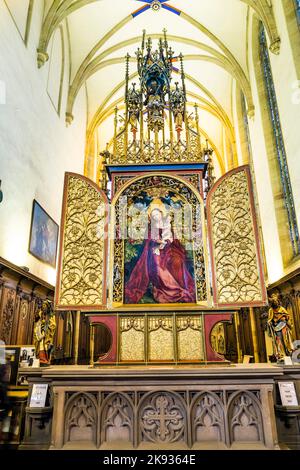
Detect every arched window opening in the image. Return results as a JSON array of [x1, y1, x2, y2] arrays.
[[259, 23, 300, 257], [294, 0, 300, 27]]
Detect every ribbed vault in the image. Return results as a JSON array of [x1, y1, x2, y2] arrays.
[[36, 0, 282, 178]]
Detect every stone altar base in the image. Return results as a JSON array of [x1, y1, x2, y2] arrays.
[[19, 364, 286, 450]]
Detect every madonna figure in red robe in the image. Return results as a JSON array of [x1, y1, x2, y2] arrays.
[[125, 206, 196, 304]]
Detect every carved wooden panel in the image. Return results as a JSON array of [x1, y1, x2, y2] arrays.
[[148, 316, 174, 362], [55, 173, 108, 310], [16, 298, 30, 344], [89, 313, 233, 364], [0, 287, 16, 344], [89, 316, 117, 363], [0, 260, 55, 348], [26, 297, 37, 345], [207, 166, 267, 307], [204, 314, 233, 362], [120, 317, 145, 362], [176, 316, 204, 361]]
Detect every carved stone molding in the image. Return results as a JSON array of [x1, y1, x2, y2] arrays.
[[191, 392, 226, 445], [101, 393, 134, 444], [64, 393, 97, 445], [52, 375, 278, 450], [140, 393, 186, 444], [228, 391, 264, 445]]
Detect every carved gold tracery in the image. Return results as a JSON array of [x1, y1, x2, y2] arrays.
[[176, 315, 204, 361], [117, 313, 207, 363], [120, 317, 145, 361], [207, 166, 266, 307], [148, 316, 174, 361], [111, 174, 208, 306], [113, 173, 201, 196], [55, 173, 108, 310]]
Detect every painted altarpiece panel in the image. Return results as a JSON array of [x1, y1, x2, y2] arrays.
[[110, 174, 209, 308]]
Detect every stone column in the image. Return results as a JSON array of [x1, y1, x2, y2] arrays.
[[73, 311, 81, 365], [249, 307, 260, 363], [51, 388, 65, 449], [234, 312, 243, 363], [90, 324, 95, 366]]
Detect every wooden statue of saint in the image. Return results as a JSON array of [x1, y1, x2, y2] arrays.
[[34, 300, 56, 366], [267, 293, 294, 360]]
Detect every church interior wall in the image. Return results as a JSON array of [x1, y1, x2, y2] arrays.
[[282, 0, 300, 79], [245, 7, 300, 284], [270, 0, 300, 235], [0, 1, 298, 304], [46, 25, 65, 116], [0, 2, 299, 352], [0, 1, 87, 285], [233, 82, 251, 167], [1, 2, 300, 451], [231, 80, 245, 167], [3, 0, 33, 43]]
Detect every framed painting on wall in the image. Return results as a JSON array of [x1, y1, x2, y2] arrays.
[[29, 200, 59, 267]]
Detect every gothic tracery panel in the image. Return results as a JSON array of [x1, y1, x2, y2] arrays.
[[192, 392, 225, 444], [0, 288, 16, 344], [101, 393, 133, 444], [120, 317, 145, 362], [64, 393, 97, 445], [227, 391, 264, 444], [148, 316, 174, 362], [176, 316, 204, 361], [55, 173, 108, 310], [139, 392, 186, 444], [207, 166, 267, 307]]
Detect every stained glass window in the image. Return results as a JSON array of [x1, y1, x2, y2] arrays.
[[259, 23, 300, 256], [295, 0, 300, 27]]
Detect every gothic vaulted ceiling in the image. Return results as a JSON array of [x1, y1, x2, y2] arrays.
[[40, 0, 279, 174]]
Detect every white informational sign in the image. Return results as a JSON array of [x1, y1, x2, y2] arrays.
[[29, 384, 48, 408], [278, 382, 299, 407]]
